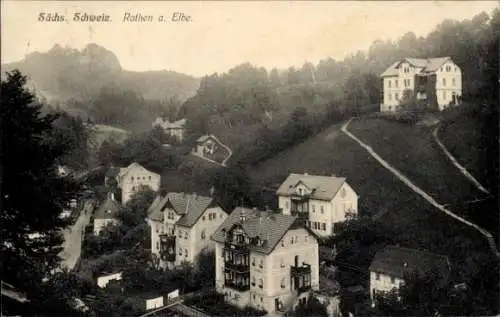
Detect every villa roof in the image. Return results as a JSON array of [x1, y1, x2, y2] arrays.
[[276, 173, 347, 201], [94, 196, 121, 220], [211, 207, 316, 255], [147, 192, 218, 227], [380, 57, 452, 77], [369, 245, 450, 279]]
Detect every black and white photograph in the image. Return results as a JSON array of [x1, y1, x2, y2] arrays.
[[1, 1, 499, 316]]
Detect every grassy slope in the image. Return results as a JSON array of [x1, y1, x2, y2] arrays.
[[248, 123, 489, 263], [346, 117, 497, 233]]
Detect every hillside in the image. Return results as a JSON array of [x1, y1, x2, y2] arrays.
[[1, 43, 200, 103], [247, 122, 492, 266]]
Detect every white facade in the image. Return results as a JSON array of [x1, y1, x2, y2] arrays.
[[97, 272, 122, 288], [369, 271, 404, 301], [214, 227, 320, 313], [145, 296, 164, 310], [381, 57, 462, 112], [174, 207, 227, 266], [93, 218, 120, 235], [117, 163, 161, 205], [278, 182, 358, 237], [148, 197, 228, 269], [152, 118, 186, 142]]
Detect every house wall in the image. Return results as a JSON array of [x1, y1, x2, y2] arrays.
[[97, 273, 122, 288], [93, 218, 119, 235], [191, 206, 228, 257], [175, 226, 193, 266], [369, 271, 404, 300], [277, 183, 358, 237], [149, 219, 164, 259], [167, 128, 185, 142], [120, 166, 161, 204], [145, 297, 164, 310], [435, 61, 462, 110]]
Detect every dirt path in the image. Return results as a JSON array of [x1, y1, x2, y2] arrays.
[[432, 125, 490, 195], [341, 118, 500, 259], [58, 200, 93, 271]]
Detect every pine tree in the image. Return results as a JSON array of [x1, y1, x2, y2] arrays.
[[0, 70, 81, 302]]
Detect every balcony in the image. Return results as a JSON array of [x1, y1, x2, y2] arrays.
[[224, 280, 250, 292], [291, 264, 312, 294], [159, 234, 176, 262], [291, 210, 309, 222], [225, 261, 250, 273], [224, 241, 249, 253]]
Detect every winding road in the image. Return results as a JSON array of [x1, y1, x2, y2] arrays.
[[341, 118, 500, 259]]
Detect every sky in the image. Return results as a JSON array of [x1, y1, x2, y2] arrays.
[[1, 1, 497, 77]]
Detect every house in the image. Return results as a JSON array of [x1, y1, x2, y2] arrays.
[[93, 192, 121, 235], [152, 117, 187, 142], [147, 192, 228, 269], [96, 272, 122, 288], [193, 135, 219, 157], [380, 56, 462, 112], [211, 207, 320, 314], [105, 163, 161, 205], [276, 173, 358, 237], [369, 246, 451, 305]]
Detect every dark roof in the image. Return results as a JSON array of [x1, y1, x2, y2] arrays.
[[276, 173, 347, 201], [369, 246, 450, 279], [105, 166, 121, 178], [211, 207, 315, 254], [380, 57, 452, 77], [148, 192, 217, 227], [94, 196, 121, 219]]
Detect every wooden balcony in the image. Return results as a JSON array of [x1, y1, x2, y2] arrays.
[[224, 281, 250, 292], [291, 263, 312, 294], [159, 234, 176, 262]]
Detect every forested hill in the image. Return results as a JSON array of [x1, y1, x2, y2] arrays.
[[1, 43, 200, 103], [179, 9, 498, 149]]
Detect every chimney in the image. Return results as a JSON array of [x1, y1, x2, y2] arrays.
[[110, 192, 115, 201]]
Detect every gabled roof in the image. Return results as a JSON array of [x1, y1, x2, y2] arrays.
[[153, 117, 187, 129], [94, 196, 121, 220], [147, 192, 217, 227], [211, 207, 316, 255], [380, 56, 453, 77], [196, 135, 213, 143], [118, 162, 160, 180], [369, 246, 450, 279], [276, 173, 347, 201]]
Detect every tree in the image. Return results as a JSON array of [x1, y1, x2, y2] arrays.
[[0, 70, 81, 310], [292, 294, 328, 317]]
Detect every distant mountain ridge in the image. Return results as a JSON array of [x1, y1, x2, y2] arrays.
[[1, 43, 200, 102]]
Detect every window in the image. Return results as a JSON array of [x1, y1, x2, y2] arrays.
[[201, 229, 206, 240], [452, 78, 456, 86], [321, 223, 326, 231], [202, 216, 205, 221], [155, 226, 159, 233], [376, 273, 380, 280], [149, 176, 151, 180], [290, 237, 294, 244], [281, 239, 285, 247], [185, 249, 188, 257], [280, 278, 286, 289], [156, 242, 159, 250], [178, 230, 182, 238], [251, 277, 256, 286], [391, 277, 396, 284], [442, 78, 446, 86], [131, 176, 134, 181], [388, 80, 392, 88], [258, 279, 263, 288], [395, 93, 399, 100], [395, 80, 398, 88], [259, 259, 264, 269], [446, 65, 451, 72], [320, 206, 324, 213], [305, 236, 309, 243], [312, 204, 316, 212], [280, 258, 285, 268], [184, 232, 188, 239], [179, 248, 182, 256], [252, 257, 256, 266]]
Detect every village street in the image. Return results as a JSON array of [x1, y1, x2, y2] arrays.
[[58, 200, 94, 271]]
